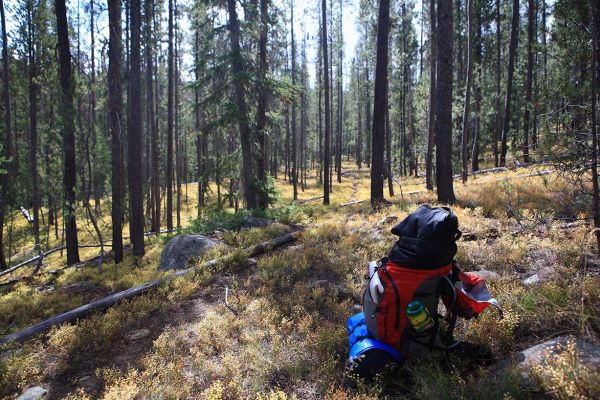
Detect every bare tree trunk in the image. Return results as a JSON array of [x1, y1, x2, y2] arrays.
[[55, 0, 80, 265], [256, 0, 269, 209], [356, 61, 363, 169], [146, 0, 159, 232], [127, 0, 145, 256], [0, 0, 12, 269], [591, 0, 600, 253], [291, 4, 298, 201], [227, 0, 257, 209], [166, 0, 174, 229], [522, 0, 534, 164], [371, 0, 390, 207], [27, 2, 40, 251], [471, 0, 482, 172], [461, 0, 473, 183], [494, 0, 501, 167], [426, 0, 436, 190], [336, 0, 343, 184], [500, 0, 520, 167], [322, 0, 331, 205], [175, 1, 181, 228], [435, 0, 455, 203]]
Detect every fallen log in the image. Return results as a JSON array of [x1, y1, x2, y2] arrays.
[[0, 230, 302, 345], [298, 196, 324, 205], [338, 199, 366, 207]]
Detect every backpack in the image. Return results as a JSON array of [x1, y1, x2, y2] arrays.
[[361, 205, 501, 360]]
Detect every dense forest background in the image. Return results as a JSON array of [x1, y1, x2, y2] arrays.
[[0, 0, 599, 265]]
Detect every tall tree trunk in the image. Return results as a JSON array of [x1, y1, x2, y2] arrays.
[[27, 2, 40, 251], [590, 0, 600, 253], [166, 0, 174, 229], [175, 1, 181, 228], [365, 62, 371, 168], [0, 0, 12, 269], [435, 0, 455, 203], [461, 0, 473, 183], [500, 0, 520, 167], [494, 0, 501, 167], [291, 4, 298, 201], [55, 0, 80, 265], [522, 0, 534, 164], [256, 0, 269, 209], [146, 0, 159, 232], [128, 0, 145, 256], [426, 0, 436, 191], [371, 0, 390, 207], [322, 0, 331, 205], [336, 0, 343, 184], [227, 0, 257, 209], [386, 103, 394, 196], [356, 61, 363, 169], [108, 0, 123, 263], [471, 0, 482, 172]]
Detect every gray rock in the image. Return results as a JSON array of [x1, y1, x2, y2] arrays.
[[471, 269, 500, 281], [523, 274, 541, 285], [242, 216, 271, 228], [17, 387, 47, 400], [515, 335, 600, 383], [127, 329, 151, 341], [63, 280, 99, 293], [159, 235, 219, 270], [377, 215, 399, 228]]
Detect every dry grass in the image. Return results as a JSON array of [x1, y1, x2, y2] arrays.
[[1, 162, 599, 399]]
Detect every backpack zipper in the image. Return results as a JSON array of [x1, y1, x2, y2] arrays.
[[382, 267, 401, 330]]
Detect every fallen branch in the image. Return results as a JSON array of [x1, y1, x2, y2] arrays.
[[338, 199, 366, 207], [0, 230, 302, 345], [298, 196, 324, 205]]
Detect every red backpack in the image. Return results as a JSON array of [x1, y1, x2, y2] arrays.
[[363, 205, 501, 358]]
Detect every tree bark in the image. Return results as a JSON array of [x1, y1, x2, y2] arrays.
[[0, 0, 12, 269], [522, 0, 534, 164], [322, 0, 331, 205], [426, 0, 436, 191], [27, 2, 40, 251], [146, 0, 159, 232], [461, 0, 473, 183], [291, 4, 298, 201], [55, 0, 80, 265], [591, 0, 600, 253], [166, 0, 174, 229], [471, 0, 482, 172], [227, 0, 257, 209], [500, 0, 520, 167], [494, 0, 501, 167], [435, 0, 455, 203], [370, 0, 390, 207], [255, 0, 269, 209]]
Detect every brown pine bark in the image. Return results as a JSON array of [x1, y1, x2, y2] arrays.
[[435, 0, 455, 203], [146, 0, 159, 232], [166, 0, 174, 229], [471, 0, 482, 172], [55, 0, 80, 265], [461, 0, 473, 183], [591, 0, 600, 253], [494, 0, 501, 167], [522, 0, 534, 164], [255, 0, 269, 209], [323, 0, 331, 205], [291, 4, 298, 201], [426, 0, 436, 191], [0, 0, 11, 269], [500, 0, 520, 167], [371, 0, 390, 207]]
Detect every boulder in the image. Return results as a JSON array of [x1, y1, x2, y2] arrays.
[[516, 336, 600, 373], [523, 274, 541, 286], [17, 387, 47, 400], [242, 216, 271, 228], [159, 235, 219, 270]]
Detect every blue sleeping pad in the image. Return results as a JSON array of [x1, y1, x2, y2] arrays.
[[347, 312, 402, 371]]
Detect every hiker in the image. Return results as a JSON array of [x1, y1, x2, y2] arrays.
[[347, 205, 501, 379]]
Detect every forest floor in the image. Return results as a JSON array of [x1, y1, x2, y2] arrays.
[[1, 162, 600, 399]]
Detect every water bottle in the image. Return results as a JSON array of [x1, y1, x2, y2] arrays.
[[406, 300, 435, 333]]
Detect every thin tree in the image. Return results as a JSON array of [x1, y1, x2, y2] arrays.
[[493, 0, 501, 167], [336, 0, 343, 183], [291, 3, 298, 201], [227, 0, 257, 209], [0, 0, 12, 269], [370, 0, 390, 207], [146, 0, 159, 232], [471, 0, 482, 172], [522, 0, 534, 164], [426, 0, 436, 191], [54, 0, 80, 265], [127, 0, 145, 256], [322, 0, 331, 205], [590, 0, 600, 252], [166, 0, 174, 229], [256, 0, 269, 209], [108, 0, 123, 263], [500, 0, 519, 166], [461, 0, 473, 183], [435, 0, 455, 203]]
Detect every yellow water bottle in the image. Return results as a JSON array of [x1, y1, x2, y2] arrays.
[[407, 300, 435, 333]]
